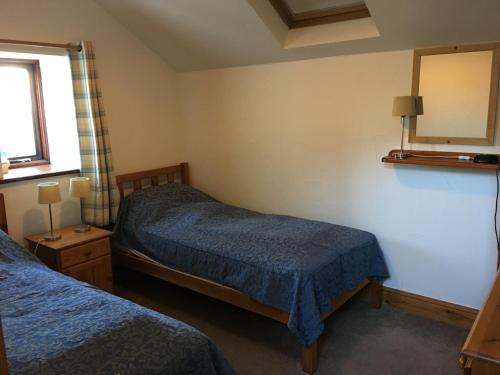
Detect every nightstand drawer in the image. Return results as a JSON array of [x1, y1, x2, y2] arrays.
[[60, 238, 110, 268], [63, 255, 113, 293]]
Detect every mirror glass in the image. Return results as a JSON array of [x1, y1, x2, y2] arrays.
[[409, 44, 499, 145]]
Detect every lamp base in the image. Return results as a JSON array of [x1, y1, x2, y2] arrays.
[[74, 224, 91, 233], [43, 232, 61, 241], [392, 152, 412, 159]]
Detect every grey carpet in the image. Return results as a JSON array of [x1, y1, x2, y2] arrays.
[[114, 272, 468, 375]]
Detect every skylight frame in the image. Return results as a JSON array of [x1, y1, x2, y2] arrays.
[[269, 0, 370, 29]]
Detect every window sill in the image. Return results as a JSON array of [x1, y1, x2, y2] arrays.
[[8, 159, 50, 169], [0, 164, 80, 184]]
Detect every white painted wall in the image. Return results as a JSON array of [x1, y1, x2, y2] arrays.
[[0, 0, 496, 310], [0, 0, 183, 243], [177, 50, 500, 309]]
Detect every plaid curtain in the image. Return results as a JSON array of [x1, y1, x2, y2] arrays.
[[69, 41, 119, 226]]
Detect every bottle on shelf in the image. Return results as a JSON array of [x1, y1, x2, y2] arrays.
[[0, 151, 10, 176]]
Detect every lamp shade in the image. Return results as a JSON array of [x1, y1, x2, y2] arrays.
[[38, 182, 61, 204], [392, 96, 424, 116], [69, 177, 91, 198]]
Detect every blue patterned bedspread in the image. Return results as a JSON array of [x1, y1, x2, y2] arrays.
[[114, 184, 390, 347], [0, 230, 235, 375]]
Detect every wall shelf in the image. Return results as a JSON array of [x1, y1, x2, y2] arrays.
[[382, 150, 500, 170]]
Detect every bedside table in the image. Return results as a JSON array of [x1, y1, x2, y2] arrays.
[[26, 225, 114, 292]]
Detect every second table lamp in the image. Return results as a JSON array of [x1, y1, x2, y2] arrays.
[[70, 177, 91, 233]]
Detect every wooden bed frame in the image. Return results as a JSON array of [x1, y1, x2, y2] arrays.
[[113, 163, 382, 374], [0, 193, 10, 375]]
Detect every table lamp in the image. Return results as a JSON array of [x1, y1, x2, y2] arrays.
[[38, 182, 61, 241], [70, 177, 91, 233], [392, 96, 424, 158]]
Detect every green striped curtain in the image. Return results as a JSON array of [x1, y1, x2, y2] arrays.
[[69, 41, 119, 226]]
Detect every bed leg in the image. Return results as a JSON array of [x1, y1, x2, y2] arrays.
[[367, 280, 382, 309], [302, 341, 318, 374]]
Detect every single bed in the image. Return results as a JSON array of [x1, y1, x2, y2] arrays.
[[0, 193, 235, 375], [112, 163, 390, 374]]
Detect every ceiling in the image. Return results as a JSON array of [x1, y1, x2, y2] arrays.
[[95, 0, 500, 72]]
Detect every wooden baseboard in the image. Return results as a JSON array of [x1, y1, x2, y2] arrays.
[[383, 287, 478, 328]]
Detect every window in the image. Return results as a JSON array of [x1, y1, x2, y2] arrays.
[[0, 58, 49, 167], [0, 48, 80, 179], [269, 0, 370, 29]]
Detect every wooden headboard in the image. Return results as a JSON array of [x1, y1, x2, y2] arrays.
[[0, 193, 7, 234], [115, 163, 190, 201]]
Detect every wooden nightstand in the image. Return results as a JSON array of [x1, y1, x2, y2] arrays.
[[26, 225, 114, 293]]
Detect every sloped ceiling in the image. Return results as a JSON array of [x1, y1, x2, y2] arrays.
[[94, 0, 500, 72]]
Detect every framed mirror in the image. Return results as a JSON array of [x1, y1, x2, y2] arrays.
[[409, 43, 500, 145]]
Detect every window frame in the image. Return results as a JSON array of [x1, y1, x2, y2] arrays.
[[269, 0, 370, 29], [0, 58, 50, 169]]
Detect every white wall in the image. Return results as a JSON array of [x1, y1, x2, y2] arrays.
[[0, 0, 496, 309], [0, 0, 184, 243], [177, 50, 500, 309]]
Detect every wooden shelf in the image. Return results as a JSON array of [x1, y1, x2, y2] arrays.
[[382, 150, 500, 170]]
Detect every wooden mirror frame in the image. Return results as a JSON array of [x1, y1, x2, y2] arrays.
[[409, 43, 500, 145]]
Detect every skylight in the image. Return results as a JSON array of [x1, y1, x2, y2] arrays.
[[269, 0, 370, 29], [286, 0, 366, 13]]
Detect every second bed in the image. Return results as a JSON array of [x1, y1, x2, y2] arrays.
[[112, 163, 390, 374]]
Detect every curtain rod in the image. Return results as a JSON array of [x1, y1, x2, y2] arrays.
[[0, 38, 81, 52]]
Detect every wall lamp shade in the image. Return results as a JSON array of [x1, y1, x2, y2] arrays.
[[392, 96, 424, 159], [69, 177, 90, 198], [37, 182, 61, 241], [38, 182, 61, 204], [392, 96, 424, 116]]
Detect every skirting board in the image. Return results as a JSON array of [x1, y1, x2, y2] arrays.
[[382, 287, 478, 328]]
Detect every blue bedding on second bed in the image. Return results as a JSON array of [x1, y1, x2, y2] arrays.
[[114, 184, 390, 346], [0, 230, 235, 375]]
